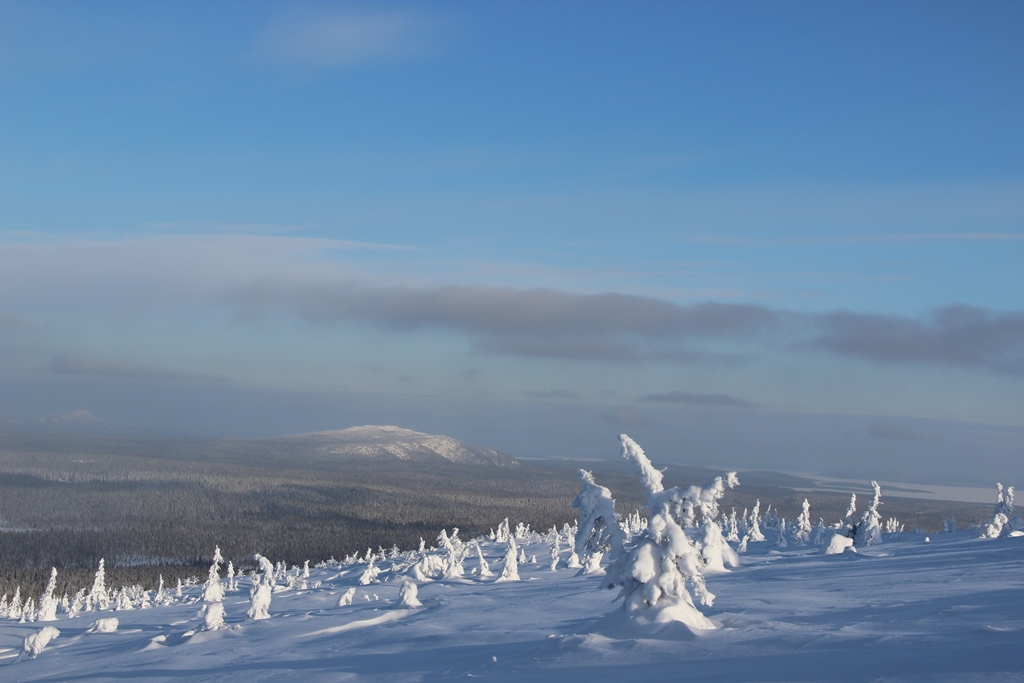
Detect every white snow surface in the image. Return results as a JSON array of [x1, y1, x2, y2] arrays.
[[269, 425, 516, 466], [2, 531, 1023, 681]]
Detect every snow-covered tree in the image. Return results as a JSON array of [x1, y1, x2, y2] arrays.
[[563, 523, 582, 569], [775, 519, 789, 548], [437, 529, 454, 553], [474, 542, 493, 578], [87, 559, 110, 611], [700, 514, 739, 574], [843, 494, 857, 530], [204, 602, 227, 630], [854, 481, 883, 547], [811, 518, 829, 546], [68, 589, 86, 618], [747, 501, 766, 542], [884, 518, 904, 534], [613, 434, 716, 630], [114, 588, 133, 611], [203, 546, 225, 603], [495, 539, 520, 583], [573, 469, 628, 578], [725, 509, 740, 543], [37, 568, 59, 622], [359, 557, 381, 585], [20, 597, 36, 623], [410, 554, 445, 582], [827, 492, 860, 552], [793, 499, 812, 546], [247, 554, 274, 620]]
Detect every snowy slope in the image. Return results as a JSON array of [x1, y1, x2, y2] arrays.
[[2, 529, 1023, 682], [262, 425, 516, 466]]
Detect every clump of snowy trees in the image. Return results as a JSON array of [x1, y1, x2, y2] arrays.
[[980, 483, 1024, 538], [825, 481, 887, 554], [571, 434, 739, 630]]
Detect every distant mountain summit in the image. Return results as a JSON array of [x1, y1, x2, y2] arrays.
[[268, 425, 517, 467]]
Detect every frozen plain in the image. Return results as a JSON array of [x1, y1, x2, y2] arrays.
[[1, 528, 1022, 682]]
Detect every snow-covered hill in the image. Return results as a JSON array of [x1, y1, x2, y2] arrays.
[[262, 425, 517, 466], [2, 527, 1023, 682]]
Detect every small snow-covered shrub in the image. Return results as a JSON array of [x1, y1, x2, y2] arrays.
[[359, 558, 381, 586], [397, 581, 422, 608], [495, 539, 520, 583], [410, 554, 446, 582], [88, 617, 119, 633], [474, 542, 493, 577], [23, 626, 60, 659], [700, 515, 739, 574], [204, 602, 227, 630], [338, 587, 356, 607], [20, 597, 36, 623], [884, 518, 904, 534], [775, 519, 789, 548], [746, 501, 766, 543]]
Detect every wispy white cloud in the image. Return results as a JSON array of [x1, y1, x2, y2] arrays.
[[685, 232, 1024, 247], [257, 10, 438, 67]]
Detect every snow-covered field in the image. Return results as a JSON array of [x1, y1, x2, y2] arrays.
[[2, 526, 1023, 683]]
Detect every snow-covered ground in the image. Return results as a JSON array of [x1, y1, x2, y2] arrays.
[[2, 528, 1022, 682]]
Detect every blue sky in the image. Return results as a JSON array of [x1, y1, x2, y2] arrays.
[[1, 1, 1022, 483]]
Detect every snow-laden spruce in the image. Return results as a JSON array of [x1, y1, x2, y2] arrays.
[[37, 568, 59, 622], [793, 499, 812, 546], [495, 538, 520, 583], [204, 602, 227, 630], [854, 481, 883, 547], [612, 434, 723, 630], [202, 546, 225, 603], [474, 542, 494, 577], [247, 554, 274, 620], [573, 469, 627, 580], [87, 559, 110, 612]]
